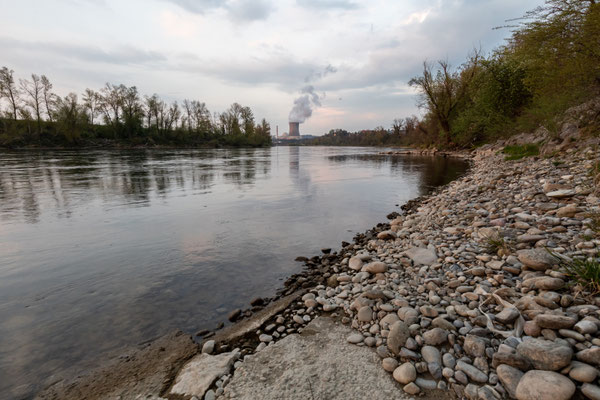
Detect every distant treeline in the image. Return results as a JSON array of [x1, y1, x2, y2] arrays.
[[0, 70, 272, 148], [308, 116, 428, 147], [317, 0, 600, 148]]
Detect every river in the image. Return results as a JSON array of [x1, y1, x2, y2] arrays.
[[0, 146, 468, 399]]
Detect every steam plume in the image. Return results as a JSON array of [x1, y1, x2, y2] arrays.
[[288, 65, 336, 123], [289, 85, 321, 123]]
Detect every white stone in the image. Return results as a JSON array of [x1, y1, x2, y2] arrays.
[[170, 351, 239, 398]]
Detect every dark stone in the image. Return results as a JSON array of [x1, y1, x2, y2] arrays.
[[250, 297, 265, 306], [228, 309, 242, 322]]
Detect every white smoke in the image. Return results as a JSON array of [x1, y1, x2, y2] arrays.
[[289, 85, 321, 123], [288, 65, 336, 123]]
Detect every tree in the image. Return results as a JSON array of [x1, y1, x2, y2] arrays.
[[165, 101, 181, 132], [392, 118, 404, 136], [409, 52, 481, 144], [255, 118, 271, 137], [40, 75, 56, 122], [220, 103, 244, 136], [99, 83, 123, 135], [182, 99, 212, 138], [241, 106, 254, 135], [20, 74, 44, 133], [54, 93, 87, 142], [82, 88, 101, 126], [0, 66, 20, 120], [120, 86, 143, 138]]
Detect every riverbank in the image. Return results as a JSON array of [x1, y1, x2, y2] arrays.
[[37, 126, 600, 399]]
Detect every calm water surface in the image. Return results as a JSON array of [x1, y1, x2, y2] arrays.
[[0, 146, 468, 399]]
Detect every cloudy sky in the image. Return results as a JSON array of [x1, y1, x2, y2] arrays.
[[1, 0, 542, 134]]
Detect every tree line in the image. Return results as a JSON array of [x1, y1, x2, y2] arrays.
[[314, 0, 600, 148], [0, 69, 272, 148], [308, 116, 435, 147]]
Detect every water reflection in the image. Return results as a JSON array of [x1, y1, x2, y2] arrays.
[[327, 154, 467, 194], [0, 150, 276, 223], [0, 147, 467, 399]]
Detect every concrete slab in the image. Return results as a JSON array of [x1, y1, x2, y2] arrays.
[[221, 317, 407, 400]]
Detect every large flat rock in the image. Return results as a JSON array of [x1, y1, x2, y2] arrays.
[[405, 247, 438, 266], [222, 317, 409, 400], [170, 351, 239, 397]]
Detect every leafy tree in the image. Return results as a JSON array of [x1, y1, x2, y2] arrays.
[[255, 118, 271, 137], [120, 86, 143, 138], [54, 93, 87, 142]]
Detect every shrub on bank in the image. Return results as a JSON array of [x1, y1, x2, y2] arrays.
[[502, 144, 540, 160]]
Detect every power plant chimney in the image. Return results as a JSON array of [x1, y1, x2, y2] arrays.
[[289, 122, 300, 137]]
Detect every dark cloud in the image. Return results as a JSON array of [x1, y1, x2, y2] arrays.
[[0, 37, 166, 66], [161, 0, 274, 21], [296, 0, 358, 10]]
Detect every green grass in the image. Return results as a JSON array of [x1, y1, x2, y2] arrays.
[[502, 144, 540, 160], [484, 235, 511, 255], [560, 257, 600, 295]]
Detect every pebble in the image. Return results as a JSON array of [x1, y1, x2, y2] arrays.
[[202, 340, 215, 354], [516, 338, 573, 370], [382, 357, 398, 372], [347, 333, 364, 344], [515, 370, 575, 400], [387, 321, 410, 355], [569, 361, 598, 382], [393, 362, 417, 384], [581, 383, 600, 400], [456, 360, 488, 383], [496, 364, 523, 399]]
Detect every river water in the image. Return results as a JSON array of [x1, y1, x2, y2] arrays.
[[0, 146, 468, 399]]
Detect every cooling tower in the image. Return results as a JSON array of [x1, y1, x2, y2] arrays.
[[289, 122, 300, 137]]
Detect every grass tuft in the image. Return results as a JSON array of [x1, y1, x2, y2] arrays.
[[502, 144, 540, 160], [560, 257, 600, 295], [484, 235, 511, 255]]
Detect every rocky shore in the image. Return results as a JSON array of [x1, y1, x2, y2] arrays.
[[38, 119, 600, 400], [188, 135, 599, 400]]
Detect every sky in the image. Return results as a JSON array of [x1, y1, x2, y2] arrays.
[[0, 0, 543, 135]]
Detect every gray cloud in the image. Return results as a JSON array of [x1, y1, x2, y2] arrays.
[[304, 64, 337, 83], [178, 56, 326, 89], [161, 0, 274, 21], [227, 0, 274, 22], [160, 0, 226, 13], [296, 0, 358, 10], [0, 37, 166, 66]]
